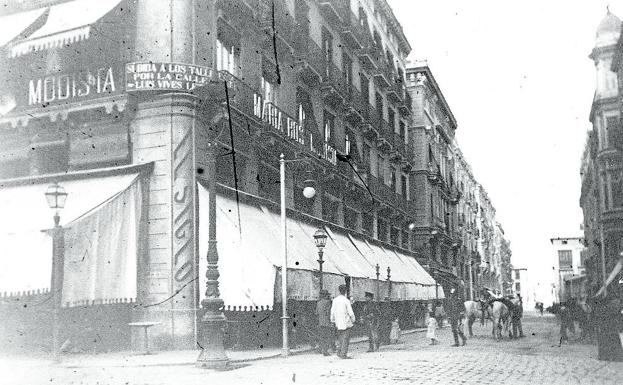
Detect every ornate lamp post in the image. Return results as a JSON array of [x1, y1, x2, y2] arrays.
[[45, 182, 68, 362], [313, 228, 328, 293], [196, 80, 229, 369]]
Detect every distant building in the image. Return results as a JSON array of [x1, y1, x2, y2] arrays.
[[550, 237, 586, 302], [511, 267, 533, 309]]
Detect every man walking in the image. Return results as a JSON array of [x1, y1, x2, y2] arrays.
[[330, 284, 356, 359], [315, 289, 332, 356], [447, 288, 467, 347], [362, 292, 380, 352]]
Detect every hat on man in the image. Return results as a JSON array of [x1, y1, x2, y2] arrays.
[[364, 291, 374, 299]]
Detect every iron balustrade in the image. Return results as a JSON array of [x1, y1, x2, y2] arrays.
[[341, 10, 371, 49], [218, 70, 263, 120]]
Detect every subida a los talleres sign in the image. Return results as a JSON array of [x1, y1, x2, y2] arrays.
[[125, 62, 214, 92]]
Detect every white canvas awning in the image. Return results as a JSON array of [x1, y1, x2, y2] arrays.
[[198, 184, 444, 310], [10, 0, 123, 57], [0, 7, 48, 48], [0, 172, 139, 298]]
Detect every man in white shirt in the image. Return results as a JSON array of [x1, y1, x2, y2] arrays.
[[330, 284, 356, 358]]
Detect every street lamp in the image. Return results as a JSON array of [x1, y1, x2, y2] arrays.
[[45, 182, 67, 361], [196, 80, 229, 369], [279, 153, 316, 357], [313, 228, 328, 293]]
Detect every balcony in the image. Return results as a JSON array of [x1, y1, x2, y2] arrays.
[[344, 86, 365, 124], [294, 31, 326, 86], [371, 57, 391, 89], [398, 92, 412, 116], [318, 0, 348, 27], [376, 120, 392, 151], [218, 70, 263, 121], [386, 78, 404, 104], [321, 62, 348, 106], [390, 133, 406, 161], [341, 11, 370, 50]]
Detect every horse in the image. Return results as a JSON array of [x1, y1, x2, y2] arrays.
[[464, 300, 489, 337], [487, 301, 511, 340]]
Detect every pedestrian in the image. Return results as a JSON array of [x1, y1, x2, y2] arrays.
[[315, 289, 333, 356], [330, 284, 356, 359], [426, 311, 438, 345], [434, 301, 444, 327], [447, 288, 467, 347], [362, 291, 380, 352], [390, 318, 401, 344], [559, 302, 571, 343]]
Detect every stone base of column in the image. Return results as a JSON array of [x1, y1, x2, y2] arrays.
[[196, 301, 229, 369]]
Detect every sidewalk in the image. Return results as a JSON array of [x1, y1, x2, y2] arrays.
[[0, 327, 429, 369]]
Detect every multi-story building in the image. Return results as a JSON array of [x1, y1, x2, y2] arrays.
[[0, 0, 447, 353], [580, 8, 623, 300], [405, 61, 511, 299], [511, 267, 532, 307], [550, 237, 586, 302], [405, 62, 462, 296]]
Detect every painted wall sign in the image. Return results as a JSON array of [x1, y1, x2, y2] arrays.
[[0, 65, 123, 114], [125, 62, 214, 92]]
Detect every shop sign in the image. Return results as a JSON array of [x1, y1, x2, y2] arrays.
[[27, 67, 119, 107], [125, 62, 214, 92], [0, 65, 124, 114]]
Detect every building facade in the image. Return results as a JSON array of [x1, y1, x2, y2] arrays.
[[0, 0, 512, 353], [405, 62, 511, 299], [580, 8, 623, 300], [550, 237, 586, 302]]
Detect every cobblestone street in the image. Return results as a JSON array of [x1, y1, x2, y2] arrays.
[[2, 314, 622, 385]]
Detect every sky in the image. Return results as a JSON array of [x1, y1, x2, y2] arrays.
[[388, 0, 622, 302]]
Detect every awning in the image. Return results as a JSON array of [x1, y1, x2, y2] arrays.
[[9, 0, 123, 57], [0, 172, 140, 298], [0, 7, 48, 48], [198, 184, 443, 309]]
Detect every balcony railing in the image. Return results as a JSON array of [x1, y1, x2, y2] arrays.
[[321, 62, 349, 102], [294, 31, 326, 84], [218, 70, 263, 120], [262, 102, 305, 146], [341, 10, 370, 50], [318, 0, 348, 26]]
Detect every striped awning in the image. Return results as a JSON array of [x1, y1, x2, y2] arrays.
[[9, 0, 123, 57], [0, 7, 48, 48]]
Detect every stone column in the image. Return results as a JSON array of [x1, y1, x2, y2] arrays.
[[131, 0, 213, 350]]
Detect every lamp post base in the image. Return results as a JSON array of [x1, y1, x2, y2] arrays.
[[196, 300, 229, 369]]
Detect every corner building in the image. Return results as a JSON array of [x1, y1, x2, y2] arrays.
[[0, 0, 442, 352]]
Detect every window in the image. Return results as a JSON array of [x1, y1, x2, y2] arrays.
[[360, 74, 370, 105], [323, 111, 334, 143], [376, 93, 384, 124], [377, 218, 387, 241], [322, 29, 333, 71], [216, 39, 239, 75], [261, 77, 275, 104], [514, 270, 520, 279], [362, 212, 374, 236], [344, 207, 358, 230], [611, 170, 623, 207], [399, 121, 406, 142], [391, 166, 397, 190], [388, 108, 395, 132], [515, 283, 521, 293], [401, 174, 408, 198], [343, 53, 353, 91], [606, 116, 619, 148], [298, 103, 306, 127], [377, 155, 384, 180], [345, 133, 352, 156], [390, 227, 399, 246], [558, 250, 573, 269], [363, 143, 371, 170]]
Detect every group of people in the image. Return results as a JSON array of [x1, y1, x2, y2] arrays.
[[315, 284, 471, 359], [315, 285, 400, 359]]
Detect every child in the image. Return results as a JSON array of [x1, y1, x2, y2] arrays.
[[390, 318, 401, 344], [427, 311, 438, 345]]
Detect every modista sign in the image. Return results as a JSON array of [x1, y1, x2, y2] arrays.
[[125, 62, 214, 92]]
